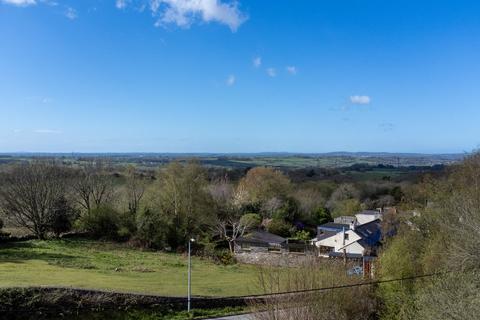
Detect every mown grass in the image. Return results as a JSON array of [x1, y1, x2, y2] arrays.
[[0, 239, 260, 297]]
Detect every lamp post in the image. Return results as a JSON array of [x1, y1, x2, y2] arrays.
[[187, 238, 195, 312]]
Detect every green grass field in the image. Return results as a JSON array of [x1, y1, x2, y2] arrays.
[[0, 239, 260, 297]]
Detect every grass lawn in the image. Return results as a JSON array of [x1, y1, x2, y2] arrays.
[[0, 239, 261, 297]]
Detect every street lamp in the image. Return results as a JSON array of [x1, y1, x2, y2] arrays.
[[187, 238, 195, 312]]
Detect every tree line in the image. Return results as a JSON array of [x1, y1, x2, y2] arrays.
[[0, 160, 407, 254], [376, 152, 480, 319]]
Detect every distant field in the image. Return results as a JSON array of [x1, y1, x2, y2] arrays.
[[0, 240, 260, 297], [0, 152, 464, 170]]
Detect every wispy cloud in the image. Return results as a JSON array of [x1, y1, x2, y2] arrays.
[[41, 0, 58, 6], [149, 0, 247, 31], [34, 129, 62, 134], [286, 66, 297, 75], [226, 74, 235, 86], [1, 0, 36, 6], [266, 68, 276, 77], [350, 95, 371, 105], [116, 0, 128, 9], [65, 7, 77, 20], [25, 96, 53, 104], [253, 56, 261, 68]]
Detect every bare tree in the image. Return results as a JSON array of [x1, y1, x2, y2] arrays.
[[73, 162, 115, 214], [0, 162, 68, 239], [215, 213, 261, 253], [209, 179, 261, 252], [125, 165, 147, 215], [251, 261, 376, 320]]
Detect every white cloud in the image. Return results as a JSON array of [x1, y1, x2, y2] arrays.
[[226, 74, 235, 86], [286, 66, 297, 75], [34, 129, 62, 134], [39, 0, 57, 6], [65, 7, 77, 20], [116, 0, 128, 9], [1, 0, 36, 6], [350, 95, 371, 105], [150, 0, 247, 31], [266, 67, 276, 77], [253, 56, 261, 68]]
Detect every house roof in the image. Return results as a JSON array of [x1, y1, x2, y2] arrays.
[[334, 216, 356, 223], [315, 230, 337, 241], [357, 210, 382, 216], [318, 222, 350, 231], [236, 230, 287, 245], [354, 219, 382, 246]]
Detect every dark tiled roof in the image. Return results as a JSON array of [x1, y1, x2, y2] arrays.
[[318, 222, 350, 231], [237, 230, 287, 245], [354, 219, 382, 246], [316, 230, 337, 241]]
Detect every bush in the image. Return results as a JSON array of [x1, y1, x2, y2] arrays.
[[197, 236, 217, 258], [267, 219, 292, 237], [311, 207, 332, 225], [292, 230, 311, 241], [117, 211, 137, 240], [331, 199, 361, 218], [76, 207, 120, 240], [239, 213, 262, 229], [135, 209, 168, 249], [214, 249, 236, 265], [48, 197, 77, 238]]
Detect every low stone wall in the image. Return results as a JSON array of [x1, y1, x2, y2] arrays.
[[0, 287, 252, 318], [235, 251, 320, 267]]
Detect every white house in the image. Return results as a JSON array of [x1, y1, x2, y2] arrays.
[[315, 228, 362, 256], [314, 219, 382, 258], [355, 210, 383, 225]]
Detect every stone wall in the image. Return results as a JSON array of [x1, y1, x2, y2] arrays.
[[235, 251, 320, 267], [0, 287, 253, 318]]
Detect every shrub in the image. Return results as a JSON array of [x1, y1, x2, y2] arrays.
[[311, 207, 332, 225], [214, 249, 236, 265], [135, 209, 168, 249], [267, 219, 292, 237], [197, 236, 218, 259], [239, 213, 262, 229], [48, 196, 77, 238], [116, 211, 137, 240], [76, 207, 120, 240], [292, 230, 311, 241]]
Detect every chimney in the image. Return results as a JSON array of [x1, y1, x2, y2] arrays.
[[350, 217, 357, 230]]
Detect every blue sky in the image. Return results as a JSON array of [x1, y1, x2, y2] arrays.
[[1, 0, 479, 153]]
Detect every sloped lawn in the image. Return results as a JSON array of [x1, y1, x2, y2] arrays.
[[0, 239, 260, 297]]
